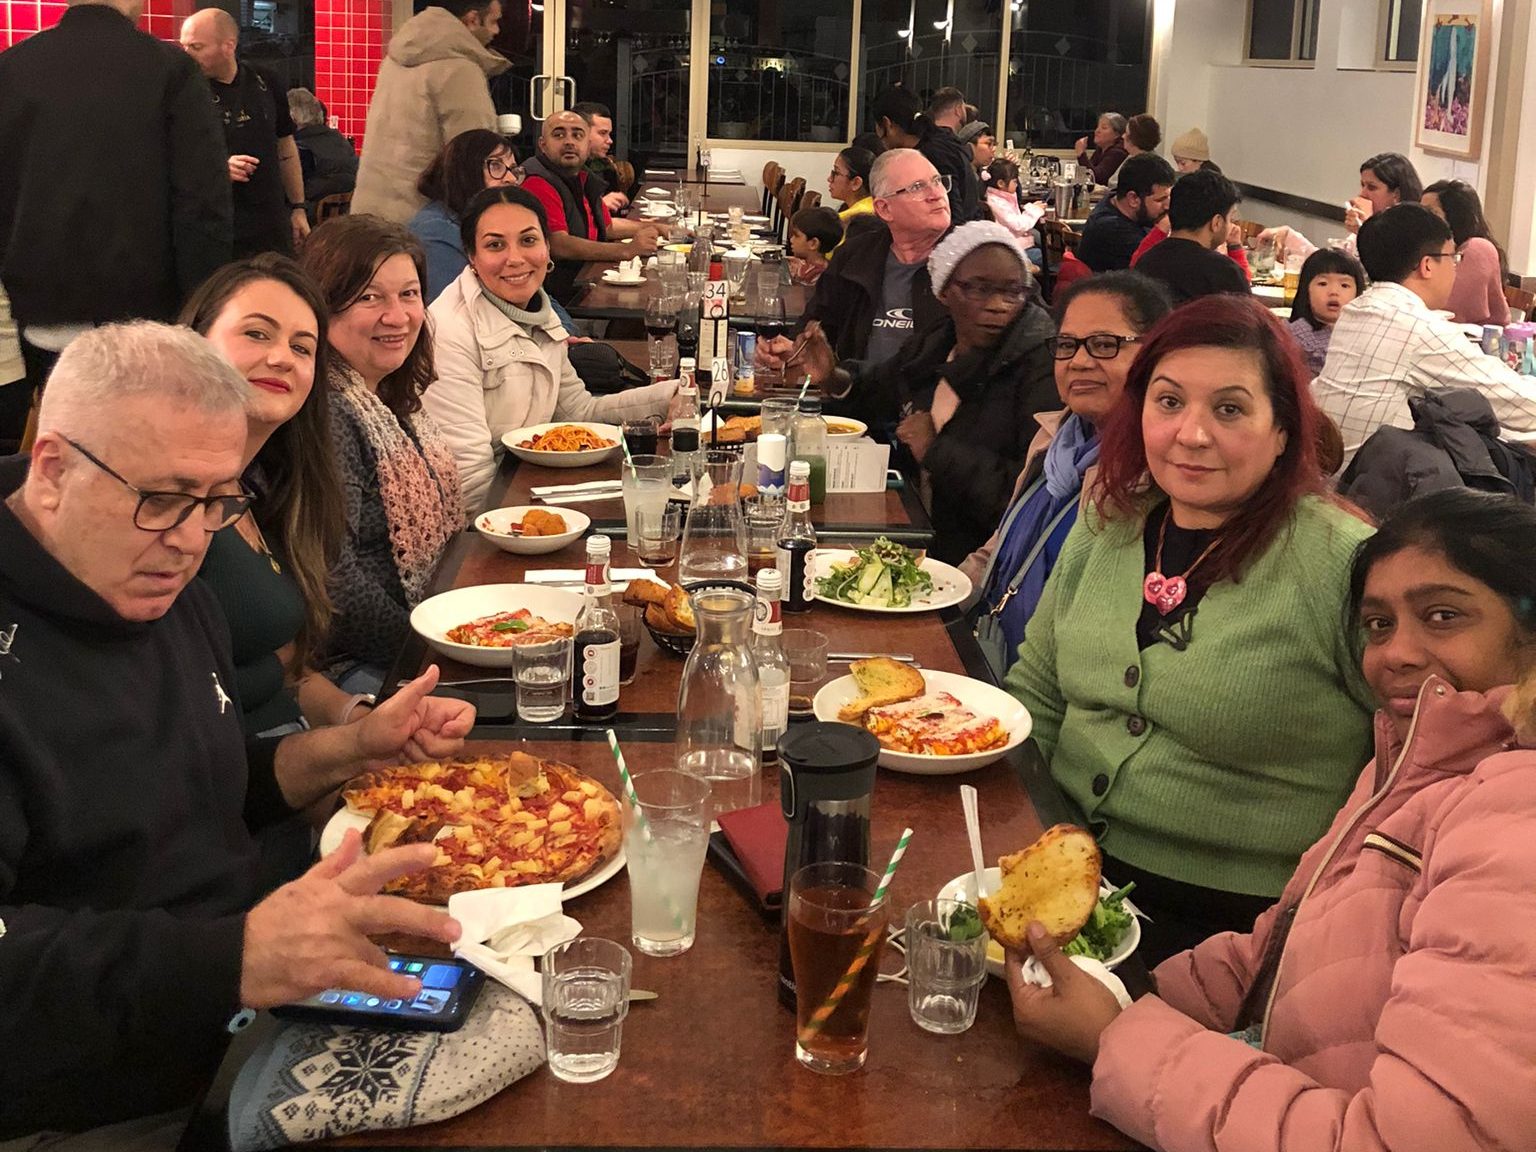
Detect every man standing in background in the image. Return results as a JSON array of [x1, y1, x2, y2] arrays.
[[181, 7, 309, 255], [0, 0, 231, 452], [350, 0, 509, 223]]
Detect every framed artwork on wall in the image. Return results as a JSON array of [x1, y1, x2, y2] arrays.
[[1413, 0, 1492, 159]]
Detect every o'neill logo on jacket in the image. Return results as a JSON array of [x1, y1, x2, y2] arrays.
[[872, 307, 913, 332]]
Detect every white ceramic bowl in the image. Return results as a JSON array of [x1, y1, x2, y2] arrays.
[[409, 583, 584, 668], [938, 869, 1142, 978], [824, 416, 868, 439], [502, 422, 623, 468], [474, 505, 589, 555], [812, 669, 1031, 774]]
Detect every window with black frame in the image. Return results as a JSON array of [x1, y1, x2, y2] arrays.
[[855, 0, 1002, 133], [707, 0, 854, 143], [1004, 0, 1150, 150]]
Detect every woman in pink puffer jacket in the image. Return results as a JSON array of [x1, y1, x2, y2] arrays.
[[1006, 488, 1536, 1152]]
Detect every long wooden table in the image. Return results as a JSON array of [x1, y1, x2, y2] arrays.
[[189, 446, 1144, 1151]]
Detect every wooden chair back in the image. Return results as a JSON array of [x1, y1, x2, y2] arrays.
[[1040, 219, 1085, 302], [762, 162, 784, 216], [798, 189, 821, 212], [777, 176, 806, 241], [315, 192, 352, 222], [1505, 284, 1536, 321]]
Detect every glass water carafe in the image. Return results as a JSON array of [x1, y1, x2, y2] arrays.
[[678, 449, 748, 586], [677, 587, 762, 816]]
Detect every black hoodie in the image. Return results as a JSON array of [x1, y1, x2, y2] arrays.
[[0, 456, 288, 1137]]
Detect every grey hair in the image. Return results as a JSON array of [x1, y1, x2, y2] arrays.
[[287, 87, 327, 129], [869, 147, 928, 198], [38, 321, 250, 438], [1100, 112, 1128, 136]]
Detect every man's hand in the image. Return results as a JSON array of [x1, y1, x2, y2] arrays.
[[1003, 921, 1124, 1065], [603, 191, 629, 214], [896, 410, 937, 464], [784, 321, 837, 388], [228, 154, 260, 183], [630, 224, 660, 255], [291, 208, 311, 249], [756, 333, 795, 373], [352, 665, 476, 764], [240, 830, 461, 1008]]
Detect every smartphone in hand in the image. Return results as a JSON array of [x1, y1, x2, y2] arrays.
[[273, 953, 485, 1032]]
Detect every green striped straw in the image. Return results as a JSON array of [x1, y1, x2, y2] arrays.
[[618, 433, 639, 482], [797, 373, 813, 403], [606, 728, 686, 932], [797, 827, 913, 1044]]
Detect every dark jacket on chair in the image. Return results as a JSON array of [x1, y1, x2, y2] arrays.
[[0, 5, 231, 326], [1339, 387, 1536, 521]]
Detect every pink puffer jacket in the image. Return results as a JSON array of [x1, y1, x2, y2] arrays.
[[1090, 677, 1536, 1152]]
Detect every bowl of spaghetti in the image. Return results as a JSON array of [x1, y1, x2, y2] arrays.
[[502, 422, 623, 468]]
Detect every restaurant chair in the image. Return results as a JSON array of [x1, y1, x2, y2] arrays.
[[762, 161, 784, 218], [1505, 284, 1535, 323], [315, 192, 352, 222], [1040, 219, 1083, 302], [799, 189, 821, 211], [777, 177, 805, 243]]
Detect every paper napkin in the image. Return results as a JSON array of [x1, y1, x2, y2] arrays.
[[448, 884, 582, 1004], [1016, 954, 1133, 1009]]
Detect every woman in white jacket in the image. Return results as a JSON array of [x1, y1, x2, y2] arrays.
[[426, 186, 679, 514]]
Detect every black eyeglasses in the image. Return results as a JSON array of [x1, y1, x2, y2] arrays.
[[1052, 334, 1141, 360], [61, 436, 254, 532], [949, 278, 1028, 304], [485, 157, 526, 182], [829, 166, 853, 180], [881, 173, 952, 200]]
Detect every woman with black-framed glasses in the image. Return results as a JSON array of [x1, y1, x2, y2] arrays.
[[962, 271, 1172, 675], [828, 145, 876, 233]]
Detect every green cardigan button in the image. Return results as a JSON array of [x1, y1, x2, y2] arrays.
[[1124, 666, 1140, 688], [1126, 715, 1147, 736], [1091, 773, 1109, 796]]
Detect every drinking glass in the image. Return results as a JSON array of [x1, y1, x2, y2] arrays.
[[759, 396, 798, 443], [541, 937, 632, 1083], [904, 899, 989, 1034], [621, 453, 671, 551], [511, 637, 571, 723], [743, 500, 784, 577], [624, 769, 712, 956], [645, 297, 679, 382], [616, 601, 643, 685], [723, 249, 751, 304], [782, 627, 828, 717], [623, 415, 661, 458], [636, 503, 683, 568], [686, 271, 707, 305], [788, 861, 888, 1075]]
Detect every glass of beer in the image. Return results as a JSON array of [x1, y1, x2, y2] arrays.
[[787, 861, 888, 1074]]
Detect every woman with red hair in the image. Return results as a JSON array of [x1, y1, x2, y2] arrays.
[[1004, 294, 1376, 963]]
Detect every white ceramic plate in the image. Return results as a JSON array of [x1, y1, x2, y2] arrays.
[[502, 422, 623, 468], [474, 505, 590, 556], [938, 868, 1141, 978], [320, 809, 626, 903], [409, 583, 583, 668], [808, 549, 972, 613], [602, 269, 646, 285], [743, 214, 770, 224], [812, 669, 1031, 774]]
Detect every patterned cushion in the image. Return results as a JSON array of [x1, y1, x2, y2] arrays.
[[227, 984, 543, 1151]]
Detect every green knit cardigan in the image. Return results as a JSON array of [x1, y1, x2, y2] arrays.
[[1004, 495, 1377, 897]]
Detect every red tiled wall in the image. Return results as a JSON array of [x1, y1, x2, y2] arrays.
[[314, 0, 390, 149], [0, 0, 198, 50]]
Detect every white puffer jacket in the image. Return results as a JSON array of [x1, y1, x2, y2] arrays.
[[426, 265, 677, 516]]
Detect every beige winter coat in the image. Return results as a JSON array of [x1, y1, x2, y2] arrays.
[[351, 7, 509, 224]]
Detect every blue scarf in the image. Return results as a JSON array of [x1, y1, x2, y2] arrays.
[[982, 415, 1100, 665]]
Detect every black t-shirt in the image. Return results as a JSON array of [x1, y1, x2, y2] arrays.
[[1136, 502, 1220, 651], [1076, 195, 1149, 273], [209, 63, 294, 255], [1134, 236, 1251, 306]]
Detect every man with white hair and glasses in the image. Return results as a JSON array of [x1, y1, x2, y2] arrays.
[[0, 323, 471, 1145], [759, 148, 954, 379]]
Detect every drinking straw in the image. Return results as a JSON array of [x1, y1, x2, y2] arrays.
[[796, 374, 812, 403], [605, 729, 686, 931], [796, 828, 913, 1044], [619, 431, 639, 482]]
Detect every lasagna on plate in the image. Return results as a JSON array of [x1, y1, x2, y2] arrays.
[[863, 692, 1009, 756]]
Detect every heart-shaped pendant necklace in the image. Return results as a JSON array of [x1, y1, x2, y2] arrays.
[[1144, 511, 1222, 616]]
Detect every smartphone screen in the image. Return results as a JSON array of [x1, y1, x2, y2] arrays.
[[274, 954, 485, 1032]]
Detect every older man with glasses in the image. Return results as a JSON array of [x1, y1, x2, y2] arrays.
[[760, 148, 954, 381], [0, 322, 471, 1144]]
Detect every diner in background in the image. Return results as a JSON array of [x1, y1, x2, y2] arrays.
[[956, 119, 996, 179], [1007, 488, 1536, 1152], [870, 85, 979, 224], [1076, 153, 1176, 273], [1169, 126, 1211, 173], [1423, 178, 1511, 326], [828, 145, 877, 228], [301, 215, 462, 693], [1105, 113, 1159, 189], [1287, 247, 1365, 377], [180, 8, 309, 256], [183, 254, 362, 738], [0, 322, 470, 1145], [287, 87, 359, 216], [1129, 168, 1249, 306], [426, 187, 679, 515], [1005, 295, 1377, 962], [1263, 151, 1423, 260], [787, 206, 843, 286], [350, 0, 508, 224], [572, 100, 629, 214], [1074, 112, 1129, 187], [407, 128, 524, 301], [965, 271, 1174, 674], [519, 110, 661, 303], [0, 0, 232, 447], [1312, 203, 1536, 467]]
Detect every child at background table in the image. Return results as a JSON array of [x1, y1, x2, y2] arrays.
[[1287, 247, 1365, 377], [788, 206, 843, 287]]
